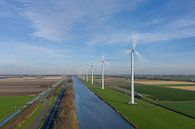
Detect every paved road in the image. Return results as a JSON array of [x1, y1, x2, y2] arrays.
[[73, 77, 135, 129]]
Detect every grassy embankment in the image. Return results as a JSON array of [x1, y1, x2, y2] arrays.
[[82, 80, 195, 129], [0, 96, 33, 122], [18, 103, 44, 129], [54, 77, 78, 129], [18, 85, 63, 129]]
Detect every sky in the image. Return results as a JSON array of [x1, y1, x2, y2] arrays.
[[0, 0, 195, 75]]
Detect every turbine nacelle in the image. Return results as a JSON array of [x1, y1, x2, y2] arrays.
[[130, 48, 135, 53]]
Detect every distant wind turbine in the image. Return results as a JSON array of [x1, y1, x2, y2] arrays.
[[82, 67, 85, 81], [86, 66, 89, 82], [82, 67, 85, 80], [101, 56, 107, 89], [90, 64, 95, 85]]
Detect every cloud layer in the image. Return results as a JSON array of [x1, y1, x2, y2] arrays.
[[19, 0, 145, 41]]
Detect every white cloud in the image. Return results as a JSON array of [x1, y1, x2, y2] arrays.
[[19, 44, 72, 58], [87, 18, 195, 45], [18, 0, 145, 41]]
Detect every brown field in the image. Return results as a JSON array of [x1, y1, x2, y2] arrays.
[[135, 80, 195, 85], [95, 76, 195, 85], [104, 77, 127, 82], [0, 76, 63, 96], [169, 86, 195, 91]]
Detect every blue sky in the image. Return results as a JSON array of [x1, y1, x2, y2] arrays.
[[0, 0, 195, 74]]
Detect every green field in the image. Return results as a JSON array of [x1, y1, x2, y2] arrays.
[[120, 83, 195, 101], [0, 96, 33, 122], [83, 80, 195, 129], [19, 103, 44, 129], [104, 80, 195, 119], [160, 101, 195, 118]]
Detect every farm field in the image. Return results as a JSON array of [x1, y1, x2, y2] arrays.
[[160, 101, 195, 118], [169, 86, 195, 91], [120, 84, 195, 101], [135, 79, 195, 85], [93, 76, 195, 118], [82, 80, 195, 129], [0, 96, 33, 122], [0, 75, 62, 126], [0, 76, 62, 96]]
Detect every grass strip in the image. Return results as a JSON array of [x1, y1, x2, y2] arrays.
[[18, 103, 44, 129]]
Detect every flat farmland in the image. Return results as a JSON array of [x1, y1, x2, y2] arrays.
[[94, 77, 195, 101], [0, 96, 33, 122], [0, 76, 63, 96], [93, 76, 195, 118], [0, 75, 63, 124], [160, 101, 195, 118], [169, 86, 195, 91], [120, 84, 195, 101], [135, 79, 195, 85]]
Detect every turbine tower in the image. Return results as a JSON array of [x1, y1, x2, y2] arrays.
[[83, 67, 86, 80], [86, 66, 89, 82], [90, 64, 95, 85], [82, 67, 85, 80], [101, 56, 107, 89], [129, 33, 137, 104], [130, 47, 135, 104]]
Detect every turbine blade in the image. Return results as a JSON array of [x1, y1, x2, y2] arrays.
[[131, 33, 138, 49], [124, 49, 131, 56], [135, 50, 146, 63], [102, 55, 104, 61]]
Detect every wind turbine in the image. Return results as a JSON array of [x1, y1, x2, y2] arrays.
[[101, 56, 107, 89], [86, 66, 89, 82], [82, 67, 85, 80], [90, 64, 95, 85], [129, 33, 138, 104]]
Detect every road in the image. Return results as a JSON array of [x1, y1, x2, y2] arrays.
[[30, 98, 49, 129], [73, 77, 135, 129]]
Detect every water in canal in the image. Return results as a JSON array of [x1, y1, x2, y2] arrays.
[[73, 77, 135, 129]]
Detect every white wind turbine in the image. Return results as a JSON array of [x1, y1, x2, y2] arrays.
[[129, 33, 139, 104], [101, 56, 107, 89], [82, 67, 85, 81], [82, 67, 85, 80], [86, 66, 89, 82], [90, 64, 95, 85]]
